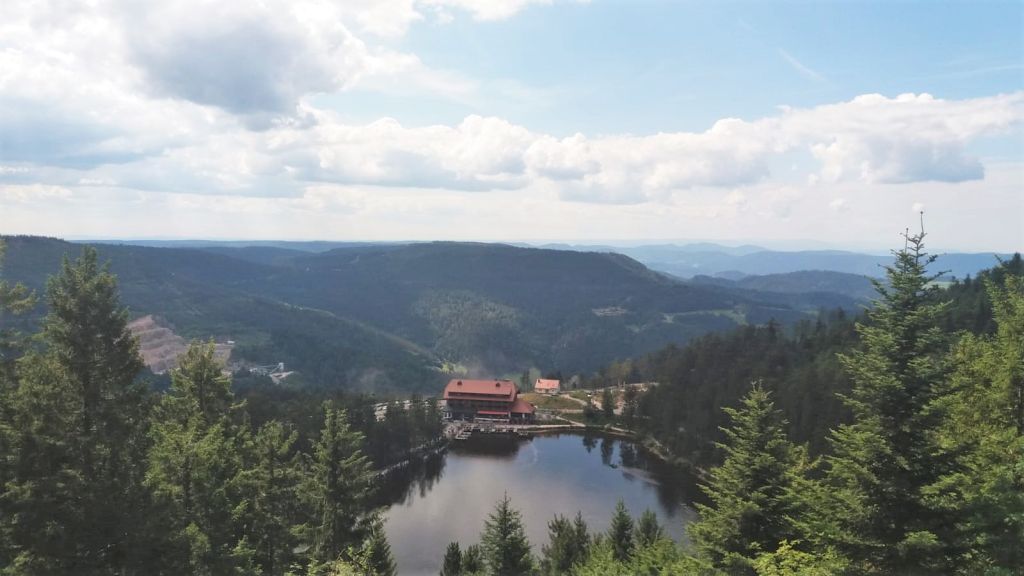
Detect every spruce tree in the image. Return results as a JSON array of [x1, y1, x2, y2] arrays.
[[541, 513, 590, 575], [0, 239, 34, 381], [602, 388, 615, 419], [440, 541, 462, 576], [300, 402, 375, 564], [5, 247, 153, 574], [481, 494, 534, 575], [362, 522, 397, 576], [462, 544, 485, 575], [635, 509, 664, 549], [933, 272, 1024, 572], [235, 419, 303, 575], [607, 500, 634, 562], [688, 383, 802, 574], [826, 228, 959, 573], [572, 511, 591, 562], [146, 341, 247, 574], [0, 240, 34, 568]]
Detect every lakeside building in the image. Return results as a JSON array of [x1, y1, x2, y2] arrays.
[[534, 378, 561, 395], [443, 379, 536, 423]]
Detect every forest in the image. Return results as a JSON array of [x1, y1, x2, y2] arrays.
[[1, 232, 1021, 575], [0, 236, 862, 383], [0, 243, 440, 575]]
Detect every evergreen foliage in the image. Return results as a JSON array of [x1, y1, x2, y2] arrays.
[[601, 388, 615, 419], [539, 512, 590, 575], [480, 494, 534, 576], [235, 419, 303, 575], [635, 509, 665, 549], [688, 383, 803, 574], [607, 500, 634, 563], [824, 229, 961, 573], [461, 544, 485, 575], [440, 541, 462, 576], [145, 341, 247, 574], [932, 273, 1024, 573], [361, 523, 397, 576], [4, 247, 153, 574], [300, 403, 375, 565], [0, 240, 35, 569]]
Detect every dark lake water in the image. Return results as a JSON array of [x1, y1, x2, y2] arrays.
[[378, 432, 699, 575]]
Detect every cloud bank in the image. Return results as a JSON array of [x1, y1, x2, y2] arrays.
[[0, 0, 1020, 250]]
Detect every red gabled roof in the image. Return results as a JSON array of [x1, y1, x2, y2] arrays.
[[510, 397, 535, 414], [535, 378, 560, 390], [444, 379, 517, 400]]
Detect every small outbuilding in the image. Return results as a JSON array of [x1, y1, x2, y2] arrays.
[[535, 378, 561, 395]]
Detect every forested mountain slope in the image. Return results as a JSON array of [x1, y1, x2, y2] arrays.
[[588, 253, 1023, 469], [219, 242, 859, 372], [3, 236, 861, 389], [1, 236, 440, 392]]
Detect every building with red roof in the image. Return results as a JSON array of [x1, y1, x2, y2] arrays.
[[443, 379, 535, 422], [534, 378, 561, 395]]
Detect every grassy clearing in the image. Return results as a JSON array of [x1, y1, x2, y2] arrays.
[[520, 392, 582, 410]]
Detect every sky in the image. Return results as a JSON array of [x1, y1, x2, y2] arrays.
[[1, 0, 1022, 252]]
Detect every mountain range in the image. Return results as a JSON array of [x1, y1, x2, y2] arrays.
[[5, 235, 981, 393]]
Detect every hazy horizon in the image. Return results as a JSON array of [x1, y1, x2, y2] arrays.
[[2, 1, 1022, 252]]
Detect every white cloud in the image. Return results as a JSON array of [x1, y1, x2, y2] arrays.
[[0, 0, 1021, 253], [0, 184, 73, 203]]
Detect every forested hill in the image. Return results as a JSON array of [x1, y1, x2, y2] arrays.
[[3, 236, 860, 390], [690, 269, 877, 301], [0, 236, 440, 393], [589, 253, 1023, 469]]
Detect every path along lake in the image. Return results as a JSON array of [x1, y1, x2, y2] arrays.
[[378, 432, 700, 575]]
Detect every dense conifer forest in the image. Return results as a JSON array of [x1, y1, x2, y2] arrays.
[[1, 233, 1021, 575]]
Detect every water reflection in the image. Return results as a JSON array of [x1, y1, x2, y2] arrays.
[[380, 432, 699, 575], [373, 450, 447, 508], [600, 437, 614, 466], [581, 432, 597, 453]]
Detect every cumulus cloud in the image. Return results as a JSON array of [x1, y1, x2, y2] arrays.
[[1, 0, 1021, 207]]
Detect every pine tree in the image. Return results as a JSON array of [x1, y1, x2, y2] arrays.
[[826, 228, 959, 573], [235, 419, 303, 575], [5, 247, 153, 574], [635, 509, 664, 549], [146, 340, 247, 574], [300, 402, 375, 564], [462, 544, 485, 575], [602, 388, 615, 419], [440, 541, 462, 576], [0, 240, 35, 568], [481, 494, 534, 575], [0, 239, 34, 381], [362, 522, 397, 576], [541, 512, 590, 575], [688, 383, 802, 574], [607, 500, 634, 563], [933, 272, 1024, 572], [572, 511, 591, 562]]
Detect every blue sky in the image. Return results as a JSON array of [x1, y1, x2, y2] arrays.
[[335, 1, 1023, 134], [2, 0, 1022, 251]]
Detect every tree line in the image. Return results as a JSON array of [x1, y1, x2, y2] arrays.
[[0, 244, 442, 575]]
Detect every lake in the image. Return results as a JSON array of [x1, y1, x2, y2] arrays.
[[378, 432, 699, 575]]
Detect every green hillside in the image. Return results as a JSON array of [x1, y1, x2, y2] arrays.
[[2, 236, 861, 389], [1, 236, 441, 393], [227, 242, 859, 372]]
